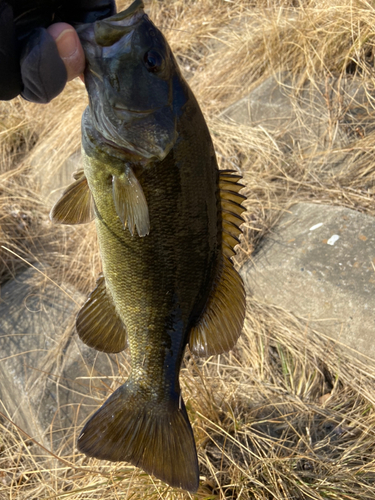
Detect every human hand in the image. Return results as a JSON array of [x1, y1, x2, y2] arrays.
[[0, 0, 116, 103]]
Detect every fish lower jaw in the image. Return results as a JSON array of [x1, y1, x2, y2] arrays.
[[84, 120, 146, 163], [97, 130, 166, 162]]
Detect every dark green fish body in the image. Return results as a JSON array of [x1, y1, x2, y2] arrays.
[[51, 0, 245, 492]]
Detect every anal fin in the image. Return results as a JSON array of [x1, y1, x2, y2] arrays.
[[76, 275, 127, 353], [50, 170, 95, 224], [189, 170, 246, 356]]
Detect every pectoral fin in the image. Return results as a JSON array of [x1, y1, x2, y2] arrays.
[[112, 167, 150, 237], [189, 170, 246, 356], [76, 275, 128, 353], [50, 170, 95, 224]]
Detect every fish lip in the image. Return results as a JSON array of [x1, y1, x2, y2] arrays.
[[76, 1, 144, 49]]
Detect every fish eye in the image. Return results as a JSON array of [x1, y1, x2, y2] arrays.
[[144, 50, 163, 73]]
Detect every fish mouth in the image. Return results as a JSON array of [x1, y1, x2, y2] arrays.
[[97, 0, 145, 28], [76, 0, 145, 49]]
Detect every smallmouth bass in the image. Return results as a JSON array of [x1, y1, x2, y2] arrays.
[[51, 0, 246, 492]]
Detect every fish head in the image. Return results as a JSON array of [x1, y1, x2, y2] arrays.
[[77, 0, 188, 161]]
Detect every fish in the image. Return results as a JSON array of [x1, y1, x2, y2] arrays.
[[50, 0, 246, 492]]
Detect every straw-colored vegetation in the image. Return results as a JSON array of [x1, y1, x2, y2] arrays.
[[1, 0, 375, 498]]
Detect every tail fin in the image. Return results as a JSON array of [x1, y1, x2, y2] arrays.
[[77, 382, 199, 492]]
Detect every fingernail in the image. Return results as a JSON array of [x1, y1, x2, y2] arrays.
[[55, 29, 78, 59]]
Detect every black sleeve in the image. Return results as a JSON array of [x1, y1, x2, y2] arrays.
[[20, 27, 67, 103], [0, 2, 22, 100], [56, 0, 116, 24], [8, 0, 115, 38]]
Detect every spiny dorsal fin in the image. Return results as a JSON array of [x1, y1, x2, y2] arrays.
[[219, 169, 246, 243], [222, 209, 245, 226], [189, 170, 246, 356], [219, 170, 243, 181], [219, 178, 244, 193], [112, 167, 150, 237], [77, 382, 199, 492], [220, 198, 245, 217], [50, 171, 95, 224], [76, 275, 128, 353]]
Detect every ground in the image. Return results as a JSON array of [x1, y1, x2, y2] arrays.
[[1, 1, 375, 499]]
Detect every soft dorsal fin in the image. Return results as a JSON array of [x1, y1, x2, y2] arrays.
[[50, 170, 95, 224], [189, 256, 246, 356], [189, 170, 246, 356], [112, 166, 150, 237], [76, 275, 128, 353]]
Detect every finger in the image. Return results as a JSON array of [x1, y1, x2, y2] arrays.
[[47, 23, 85, 81]]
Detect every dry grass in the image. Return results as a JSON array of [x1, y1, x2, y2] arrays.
[[1, 0, 375, 498]]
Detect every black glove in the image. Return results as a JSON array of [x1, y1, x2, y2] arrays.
[[0, 0, 116, 103]]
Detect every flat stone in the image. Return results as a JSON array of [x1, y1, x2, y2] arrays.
[[241, 203, 375, 362], [221, 74, 375, 153], [222, 73, 294, 131], [0, 268, 116, 453]]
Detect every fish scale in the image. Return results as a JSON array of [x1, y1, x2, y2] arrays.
[[90, 145, 217, 378], [81, 105, 218, 416]]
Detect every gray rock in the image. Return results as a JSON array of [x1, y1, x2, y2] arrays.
[[0, 268, 116, 453], [222, 73, 294, 131], [241, 203, 375, 362], [221, 74, 375, 153]]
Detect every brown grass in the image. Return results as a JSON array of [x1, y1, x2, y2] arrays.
[[1, 0, 375, 498]]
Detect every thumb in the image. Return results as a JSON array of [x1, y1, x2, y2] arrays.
[[47, 23, 85, 81]]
